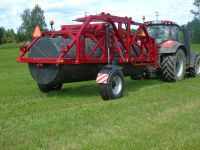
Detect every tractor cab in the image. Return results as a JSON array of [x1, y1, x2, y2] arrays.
[[145, 21, 184, 45], [145, 21, 190, 67]]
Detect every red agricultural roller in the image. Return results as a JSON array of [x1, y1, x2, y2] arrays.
[[17, 12, 200, 100]]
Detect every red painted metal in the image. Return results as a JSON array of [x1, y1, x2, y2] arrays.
[[17, 12, 158, 68], [160, 40, 175, 48]]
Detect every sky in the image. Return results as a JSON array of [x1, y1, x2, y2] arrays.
[[0, 0, 196, 32]]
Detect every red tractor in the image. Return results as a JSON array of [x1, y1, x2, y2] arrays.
[[145, 20, 200, 81], [17, 13, 200, 100]]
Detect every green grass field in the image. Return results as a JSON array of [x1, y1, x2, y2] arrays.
[[0, 44, 200, 150]]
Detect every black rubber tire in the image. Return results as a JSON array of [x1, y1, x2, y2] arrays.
[[37, 83, 52, 92], [37, 83, 63, 92], [161, 49, 186, 82], [189, 56, 200, 77], [52, 84, 63, 90], [99, 69, 124, 100]]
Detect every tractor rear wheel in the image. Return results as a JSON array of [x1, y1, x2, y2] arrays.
[[99, 69, 124, 100], [161, 49, 186, 82], [38, 83, 63, 92], [189, 56, 200, 77]]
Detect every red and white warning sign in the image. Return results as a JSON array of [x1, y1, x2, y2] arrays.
[[96, 73, 109, 84]]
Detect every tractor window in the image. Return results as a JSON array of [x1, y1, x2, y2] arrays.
[[147, 25, 170, 44], [171, 26, 182, 42]]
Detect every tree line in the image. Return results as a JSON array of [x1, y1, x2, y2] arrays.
[[187, 0, 200, 43], [0, 4, 46, 44], [0, 28, 16, 44], [0, 0, 200, 44]]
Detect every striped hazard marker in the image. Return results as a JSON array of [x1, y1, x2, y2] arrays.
[[96, 73, 109, 84]]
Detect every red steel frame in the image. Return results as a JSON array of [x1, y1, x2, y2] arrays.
[[17, 12, 158, 68]]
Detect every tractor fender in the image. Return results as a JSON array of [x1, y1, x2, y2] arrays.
[[159, 41, 187, 55], [96, 65, 123, 84], [189, 52, 200, 68]]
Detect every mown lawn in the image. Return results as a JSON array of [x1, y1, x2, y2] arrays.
[[0, 44, 200, 150]]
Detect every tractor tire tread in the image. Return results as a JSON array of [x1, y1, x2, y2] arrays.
[[161, 55, 176, 82]]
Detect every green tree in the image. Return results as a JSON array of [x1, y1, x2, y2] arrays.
[[0, 27, 5, 44], [18, 4, 47, 41], [0, 28, 16, 44], [30, 5, 47, 31], [19, 9, 31, 40], [191, 0, 200, 20], [187, 18, 200, 43], [5, 29, 16, 43], [188, 0, 200, 43], [16, 29, 26, 43]]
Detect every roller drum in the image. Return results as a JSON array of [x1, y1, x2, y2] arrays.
[[28, 37, 102, 84]]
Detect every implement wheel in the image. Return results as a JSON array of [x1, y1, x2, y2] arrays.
[[189, 56, 200, 77], [99, 69, 124, 100], [38, 83, 63, 93], [161, 49, 186, 82]]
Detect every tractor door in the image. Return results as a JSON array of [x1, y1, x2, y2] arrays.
[[181, 27, 190, 52], [171, 25, 184, 44]]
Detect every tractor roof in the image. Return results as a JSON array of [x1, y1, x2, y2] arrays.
[[145, 20, 179, 27]]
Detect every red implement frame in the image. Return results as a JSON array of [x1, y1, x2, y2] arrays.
[[17, 12, 158, 68]]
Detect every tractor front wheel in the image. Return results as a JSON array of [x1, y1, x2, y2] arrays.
[[99, 69, 124, 100], [161, 49, 186, 82]]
